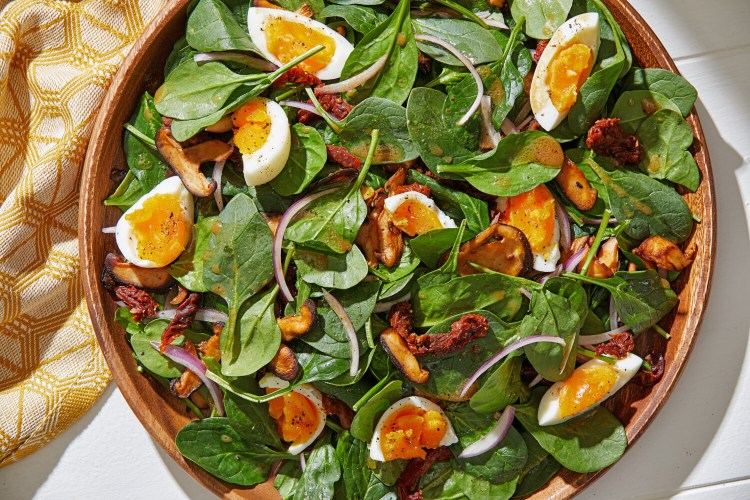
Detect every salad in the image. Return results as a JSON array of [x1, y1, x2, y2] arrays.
[[102, 0, 701, 497]]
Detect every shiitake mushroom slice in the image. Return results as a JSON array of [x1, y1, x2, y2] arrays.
[[380, 328, 430, 384], [101, 253, 174, 293], [456, 223, 533, 277]]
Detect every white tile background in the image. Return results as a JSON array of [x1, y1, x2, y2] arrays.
[[2, 1, 749, 498]]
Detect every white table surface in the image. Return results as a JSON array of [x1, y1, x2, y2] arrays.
[[3, 1, 750, 498]]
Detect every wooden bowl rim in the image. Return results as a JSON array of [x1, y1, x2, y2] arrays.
[[79, 1, 717, 498]]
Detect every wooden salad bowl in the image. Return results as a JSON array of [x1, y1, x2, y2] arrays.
[[79, 0, 716, 498]]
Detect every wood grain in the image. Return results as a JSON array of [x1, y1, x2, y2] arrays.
[[78, 1, 716, 498]]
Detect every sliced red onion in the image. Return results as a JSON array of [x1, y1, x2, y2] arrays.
[[458, 406, 515, 458], [500, 118, 519, 136], [374, 293, 411, 313], [194, 52, 277, 72], [516, 114, 534, 131], [300, 452, 306, 472], [609, 295, 618, 331], [114, 300, 127, 308], [555, 202, 571, 254], [274, 187, 340, 302], [513, 100, 532, 127], [102, 226, 116, 234], [460, 335, 566, 398], [563, 247, 587, 272], [479, 96, 501, 148], [528, 374, 544, 388], [581, 217, 618, 226], [475, 11, 509, 29], [415, 34, 482, 126], [316, 55, 388, 94], [153, 308, 228, 323], [518, 287, 532, 300], [322, 289, 359, 377], [279, 100, 323, 118], [212, 160, 226, 211], [578, 325, 631, 346], [539, 264, 562, 284], [151, 342, 225, 416]]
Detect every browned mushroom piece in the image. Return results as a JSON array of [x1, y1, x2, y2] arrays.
[[277, 299, 318, 342], [170, 284, 189, 305], [456, 223, 533, 277], [596, 237, 620, 275], [569, 236, 620, 278], [555, 157, 598, 212], [355, 218, 380, 268], [633, 236, 693, 271], [375, 206, 404, 268], [380, 328, 430, 384], [264, 213, 283, 238], [101, 253, 174, 293], [204, 114, 233, 133], [155, 127, 233, 197], [171, 340, 203, 398], [267, 343, 300, 381]]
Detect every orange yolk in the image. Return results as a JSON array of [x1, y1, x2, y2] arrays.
[[547, 44, 593, 112], [390, 200, 444, 237], [558, 364, 618, 418], [264, 18, 335, 74], [124, 193, 188, 267], [232, 98, 271, 155], [380, 406, 448, 461], [267, 389, 320, 446], [501, 185, 556, 257]]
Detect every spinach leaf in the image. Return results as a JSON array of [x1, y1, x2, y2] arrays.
[[362, 474, 398, 499], [513, 432, 560, 497], [169, 216, 215, 292], [624, 67, 698, 118], [104, 171, 146, 210], [131, 319, 183, 378], [321, 4, 387, 34], [636, 109, 700, 191], [274, 461, 303, 500], [447, 470, 518, 500], [350, 380, 403, 442], [293, 434, 341, 500], [294, 246, 369, 290], [231, 286, 281, 375], [610, 90, 681, 134], [315, 379, 370, 408], [122, 92, 168, 194], [276, 0, 325, 17], [329, 0, 385, 5], [175, 418, 292, 486], [335, 432, 371, 498], [270, 124, 327, 196], [378, 270, 419, 301], [186, 0, 259, 53], [584, 154, 693, 243], [419, 461, 464, 499], [437, 131, 564, 197], [511, 0, 573, 39], [164, 36, 196, 77], [224, 391, 282, 449], [569, 270, 677, 333], [412, 18, 504, 65], [202, 194, 274, 373], [408, 228, 474, 269], [515, 388, 627, 473], [368, 244, 421, 283], [340, 0, 417, 105], [469, 355, 524, 414]]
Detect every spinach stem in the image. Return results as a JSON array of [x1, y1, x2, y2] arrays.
[[305, 88, 341, 133], [352, 373, 393, 412], [580, 209, 611, 276], [577, 346, 616, 364], [349, 129, 381, 195], [325, 420, 345, 433], [274, 86, 301, 103], [183, 397, 205, 419], [652, 324, 671, 340], [269, 45, 325, 82], [499, 16, 524, 66], [430, 0, 488, 29], [123, 123, 157, 149], [207, 369, 296, 403], [365, 317, 375, 349], [642, 359, 653, 371], [283, 243, 296, 275]]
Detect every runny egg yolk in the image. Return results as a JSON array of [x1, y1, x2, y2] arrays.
[[380, 407, 447, 461], [547, 44, 593, 112], [264, 18, 335, 74], [124, 193, 188, 267], [267, 389, 320, 446], [391, 200, 443, 237], [558, 364, 618, 418], [501, 185, 556, 257], [233, 98, 271, 154]]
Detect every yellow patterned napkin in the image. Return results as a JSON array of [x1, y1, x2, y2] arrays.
[[0, 0, 164, 466]]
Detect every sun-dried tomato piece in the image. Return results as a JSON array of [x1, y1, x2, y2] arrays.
[[393, 183, 431, 197], [389, 301, 414, 340], [322, 394, 355, 430], [407, 313, 489, 357], [160, 292, 201, 352], [327, 145, 362, 170], [198, 323, 223, 360], [272, 67, 322, 88], [171, 340, 203, 398], [417, 52, 432, 73], [533, 39, 549, 63], [115, 285, 159, 322], [316, 93, 354, 120], [594, 332, 635, 359], [586, 117, 644, 165], [635, 353, 665, 386], [396, 447, 453, 500]]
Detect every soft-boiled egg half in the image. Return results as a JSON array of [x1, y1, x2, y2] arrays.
[[115, 176, 193, 268], [384, 192, 457, 237], [530, 13, 601, 131], [499, 185, 560, 272], [370, 396, 458, 462], [259, 374, 326, 455], [538, 353, 642, 426], [247, 7, 353, 80], [232, 97, 291, 186]]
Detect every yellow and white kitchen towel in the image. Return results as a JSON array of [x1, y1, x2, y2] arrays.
[[0, 0, 164, 466]]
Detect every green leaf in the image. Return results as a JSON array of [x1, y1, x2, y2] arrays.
[[469, 355, 524, 414], [513, 432, 561, 497], [274, 460, 303, 499], [294, 434, 341, 500], [350, 380, 403, 442], [169, 216, 216, 292], [624, 67, 698, 117], [412, 18, 504, 65], [231, 286, 282, 375], [321, 4, 387, 34], [610, 90, 681, 134], [511, 0, 573, 39], [270, 124, 327, 196], [186, 0, 260, 53], [224, 388, 283, 449], [335, 432, 371, 498], [408, 228, 474, 269], [131, 319, 183, 378], [104, 171, 146, 210], [121, 92, 168, 194], [295, 246, 369, 290], [447, 469, 518, 500], [515, 388, 627, 473]]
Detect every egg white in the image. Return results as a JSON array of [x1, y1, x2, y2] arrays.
[[537, 353, 642, 426], [115, 176, 193, 268], [384, 192, 457, 232], [239, 98, 291, 187], [369, 396, 458, 462], [247, 7, 354, 80], [530, 13, 601, 131], [533, 218, 561, 273], [258, 374, 327, 455]]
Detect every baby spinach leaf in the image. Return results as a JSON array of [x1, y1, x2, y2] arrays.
[[186, 0, 259, 53], [170, 216, 216, 292], [515, 388, 627, 473], [122, 92, 168, 193], [270, 124, 327, 196], [164, 36, 197, 77], [293, 434, 341, 500], [513, 432, 561, 497], [274, 461, 303, 500], [610, 90, 681, 134], [418, 460, 464, 499], [409, 170, 490, 233], [511, 0, 573, 39], [202, 194, 274, 372], [409, 228, 475, 269], [175, 418, 292, 486], [340, 0, 418, 105], [230, 286, 282, 376], [104, 171, 146, 210], [469, 355, 525, 414], [378, 271, 418, 301], [131, 319, 183, 378], [315, 379, 370, 408], [412, 18, 504, 65], [224, 392, 282, 449], [276, 0, 325, 17], [170, 85, 252, 141], [368, 244, 421, 282], [624, 67, 698, 118], [350, 380, 403, 442], [437, 131, 564, 197], [362, 474, 398, 499], [321, 4, 387, 34], [446, 469, 518, 500], [636, 109, 700, 191], [294, 246, 369, 290], [329, 0, 385, 5], [335, 432, 371, 498]]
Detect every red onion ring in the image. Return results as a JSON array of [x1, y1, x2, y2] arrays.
[[194, 52, 277, 72], [458, 406, 516, 458], [479, 96, 501, 148], [153, 308, 229, 323], [563, 247, 587, 273], [322, 289, 360, 377], [414, 34, 483, 126], [374, 293, 412, 314], [279, 100, 323, 118], [518, 287, 532, 300], [578, 325, 630, 346], [609, 295, 618, 331], [316, 55, 388, 94], [151, 342, 225, 416], [460, 335, 566, 398], [500, 118, 519, 136], [555, 202, 572, 254], [475, 11, 509, 29], [102, 226, 116, 234], [300, 452, 306, 472], [213, 160, 226, 211], [528, 373, 544, 388], [539, 264, 562, 284], [274, 187, 340, 302], [581, 217, 618, 225]]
